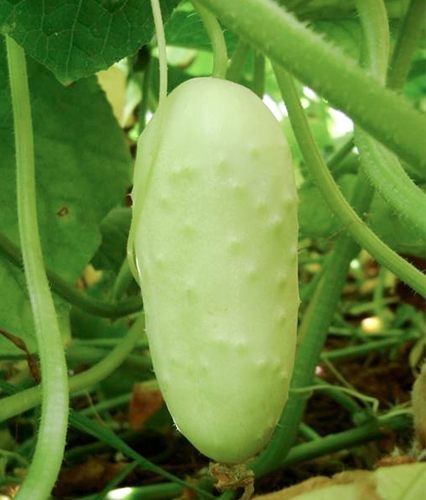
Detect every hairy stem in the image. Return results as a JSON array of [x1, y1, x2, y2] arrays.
[[354, 0, 426, 240], [199, 0, 426, 167], [6, 36, 69, 500]]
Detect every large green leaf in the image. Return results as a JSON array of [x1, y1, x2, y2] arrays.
[[0, 44, 131, 354], [165, 8, 238, 53], [0, 0, 180, 83]]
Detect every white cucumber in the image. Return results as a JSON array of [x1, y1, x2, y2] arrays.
[[131, 77, 298, 464]]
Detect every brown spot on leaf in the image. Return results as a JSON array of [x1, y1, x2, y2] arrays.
[[57, 206, 69, 217]]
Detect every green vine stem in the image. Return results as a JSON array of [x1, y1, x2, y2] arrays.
[[281, 413, 410, 468], [198, 0, 425, 167], [192, 0, 228, 79], [354, 131, 426, 235], [253, 52, 265, 97], [127, 0, 169, 285], [273, 66, 426, 297], [226, 39, 249, 82], [354, 0, 426, 238], [0, 314, 145, 423], [66, 343, 151, 373], [314, 378, 363, 415], [355, 0, 389, 83], [325, 135, 354, 172], [388, 0, 426, 91], [0, 231, 142, 318], [112, 258, 135, 300], [152, 0, 167, 108], [321, 331, 419, 362], [6, 36, 69, 500]]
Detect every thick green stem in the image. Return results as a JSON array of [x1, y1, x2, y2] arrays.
[[192, 0, 228, 78], [354, 0, 426, 241], [273, 66, 426, 297], [0, 315, 145, 423], [199, 0, 426, 167], [388, 0, 426, 91], [0, 231, 142, 318], [6, 36, 69, 500], [354, 131, 426, 235]]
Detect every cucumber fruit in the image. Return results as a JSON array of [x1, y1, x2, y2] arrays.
[[131, 77, 298, 464]]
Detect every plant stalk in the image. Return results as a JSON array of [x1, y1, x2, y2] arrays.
[[6, 35, 69, 500]]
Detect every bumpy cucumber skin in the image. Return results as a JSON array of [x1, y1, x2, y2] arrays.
[[132, 77, 298, 464]]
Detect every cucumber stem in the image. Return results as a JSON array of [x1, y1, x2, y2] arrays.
[[150, 0, 168, 107], [192, 0, 228, 79], [6, 35, 69, 500]]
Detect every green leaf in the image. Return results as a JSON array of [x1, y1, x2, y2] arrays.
[[165, 8, 238, 53], [0, 45, 131, 354], [0, 0, 180, 83]]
